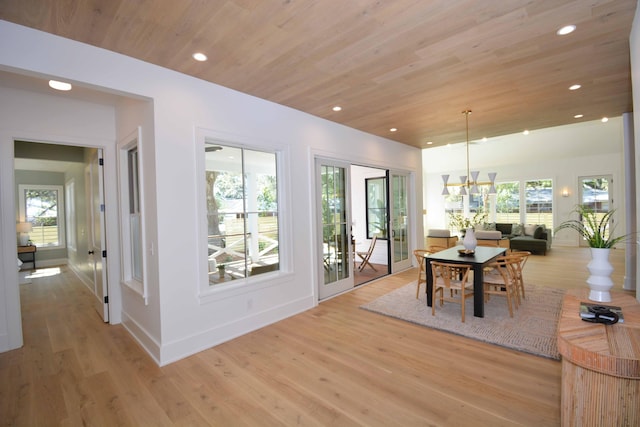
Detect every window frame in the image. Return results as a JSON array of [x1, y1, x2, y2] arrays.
[[116, 127, 147, 303], [18, 184, 66, 250], [196, 128, 291, 302], [365, 176, 388, 240], [524, 179, 553, 229]]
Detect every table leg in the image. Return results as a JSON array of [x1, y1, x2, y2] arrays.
[[426, 258, 433, 307], [473, 264, 484, 317]]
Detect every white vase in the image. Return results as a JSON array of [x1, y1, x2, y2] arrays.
[[586, 247, 614, 302], [463, 227, 477, 251]]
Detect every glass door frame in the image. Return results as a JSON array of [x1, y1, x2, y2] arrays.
[[315, 158, 354, 300], [389, 170, 412, 272]]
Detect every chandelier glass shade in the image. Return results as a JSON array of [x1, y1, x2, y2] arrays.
[[441, 110, 496, 196]]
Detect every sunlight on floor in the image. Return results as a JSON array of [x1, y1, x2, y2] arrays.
[[26, 267, 61, 279]]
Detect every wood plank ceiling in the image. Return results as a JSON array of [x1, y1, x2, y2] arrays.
[[0, 0, 636, 148]]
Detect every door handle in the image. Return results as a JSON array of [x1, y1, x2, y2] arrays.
[[88, 250, 95, 255]]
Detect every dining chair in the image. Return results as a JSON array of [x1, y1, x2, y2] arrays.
[[430, 261, 473, 322], [413, 249, 429, 298], [483, 255, 520, 317], [509, 250, 531, 301], [356, 235, 378, 272], [414, 246, 450, 299]]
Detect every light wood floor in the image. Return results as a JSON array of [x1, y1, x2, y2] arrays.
[[0, 247, 632, 426]]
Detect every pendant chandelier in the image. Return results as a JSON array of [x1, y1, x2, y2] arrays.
[[441, 110, 496, 196]]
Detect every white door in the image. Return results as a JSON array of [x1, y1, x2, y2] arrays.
[[390, 171, 412, 272], [86, 149, 109, 321], [316, 158, 354, 299]]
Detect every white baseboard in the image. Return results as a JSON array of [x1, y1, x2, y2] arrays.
[[158, 295, 315, 366]]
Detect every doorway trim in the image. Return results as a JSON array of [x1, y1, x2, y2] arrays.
[[0, 129, 121, 353]]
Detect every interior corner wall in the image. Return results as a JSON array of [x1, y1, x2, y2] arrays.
[[115, 97, 163, 360]]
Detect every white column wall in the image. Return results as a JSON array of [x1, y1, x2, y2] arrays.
[[630, 0, 640, 301]]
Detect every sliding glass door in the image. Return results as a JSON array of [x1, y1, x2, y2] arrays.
[[316, 158, 353, 299], [390, 171, 411, 272]]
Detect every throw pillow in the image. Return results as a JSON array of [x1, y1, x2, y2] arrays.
[[511, 223, 524, 236], [533, 225, 545, 239], [524, 224, 537, 236]]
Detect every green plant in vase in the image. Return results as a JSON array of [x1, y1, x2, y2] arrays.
[[555, 204, 634, 302]]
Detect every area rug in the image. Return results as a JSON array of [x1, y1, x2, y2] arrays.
[[361, 281, 565, 360]]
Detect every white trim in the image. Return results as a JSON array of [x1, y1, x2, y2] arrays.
[[194, 127, 293, 302], [116, 127, 148, 304]]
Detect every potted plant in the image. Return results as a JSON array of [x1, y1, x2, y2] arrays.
[[555, 204, 631, 302]]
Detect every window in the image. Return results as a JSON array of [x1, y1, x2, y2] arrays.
[[444, 187, 464, 235], [117, 129, 146, 300], [495, 181, 520, 223], [365, 177, 388, 239], [19, 184, 65, 249], [127, 147, 143, 281], [525, 179, 553, 228], [65, 180, 76, 251], [205, 142, 279, 285]]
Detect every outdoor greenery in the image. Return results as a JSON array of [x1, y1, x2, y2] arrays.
[[555, 204, 631, 248]]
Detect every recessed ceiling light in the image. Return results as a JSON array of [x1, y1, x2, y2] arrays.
[[574, 114, 584, 119], [602, 117, 609, 123], [390, 128, 397, 132], [557, 25, 576, 36], [332, 106, 342, 112], [426, 141, 433, 145], [569, 84, 581, 90], [481, 137, 487, 142], [49, 80, 72, 91], [523, 130, 530, 135], [192, 52, 208, 61]]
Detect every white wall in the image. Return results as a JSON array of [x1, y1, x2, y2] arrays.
[[0, 83, 119, 352], [630, 0, 640, 300], [423, 117, 626, 247], [0, 21, 423, 363]]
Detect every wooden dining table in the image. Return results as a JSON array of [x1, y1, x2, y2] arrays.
[[424, 246, 507, 318]]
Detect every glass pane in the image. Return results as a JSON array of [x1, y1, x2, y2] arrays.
[[392, 175, 408, 263], [322, 165, 349, 285], [496, 181, 520, 223], [525, 179, 553, 228], [205, 144, 279, 284], [25, 189, 60, 247], [444, 187, 463, 236], [580, 177, 611, 241], [130, 213, 143, 281], [244, 149, 279, 277], [206, 145, 245, 284], [366, 177, 387, 239]]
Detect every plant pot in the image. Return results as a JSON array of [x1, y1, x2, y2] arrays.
[[586, 247, 614, 302]]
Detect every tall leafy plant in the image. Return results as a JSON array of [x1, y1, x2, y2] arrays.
[[555, 205, 630, 248]]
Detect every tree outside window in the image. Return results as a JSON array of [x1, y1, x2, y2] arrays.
[[19, 184, 65, 248], [205, 143, 279, 284]]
